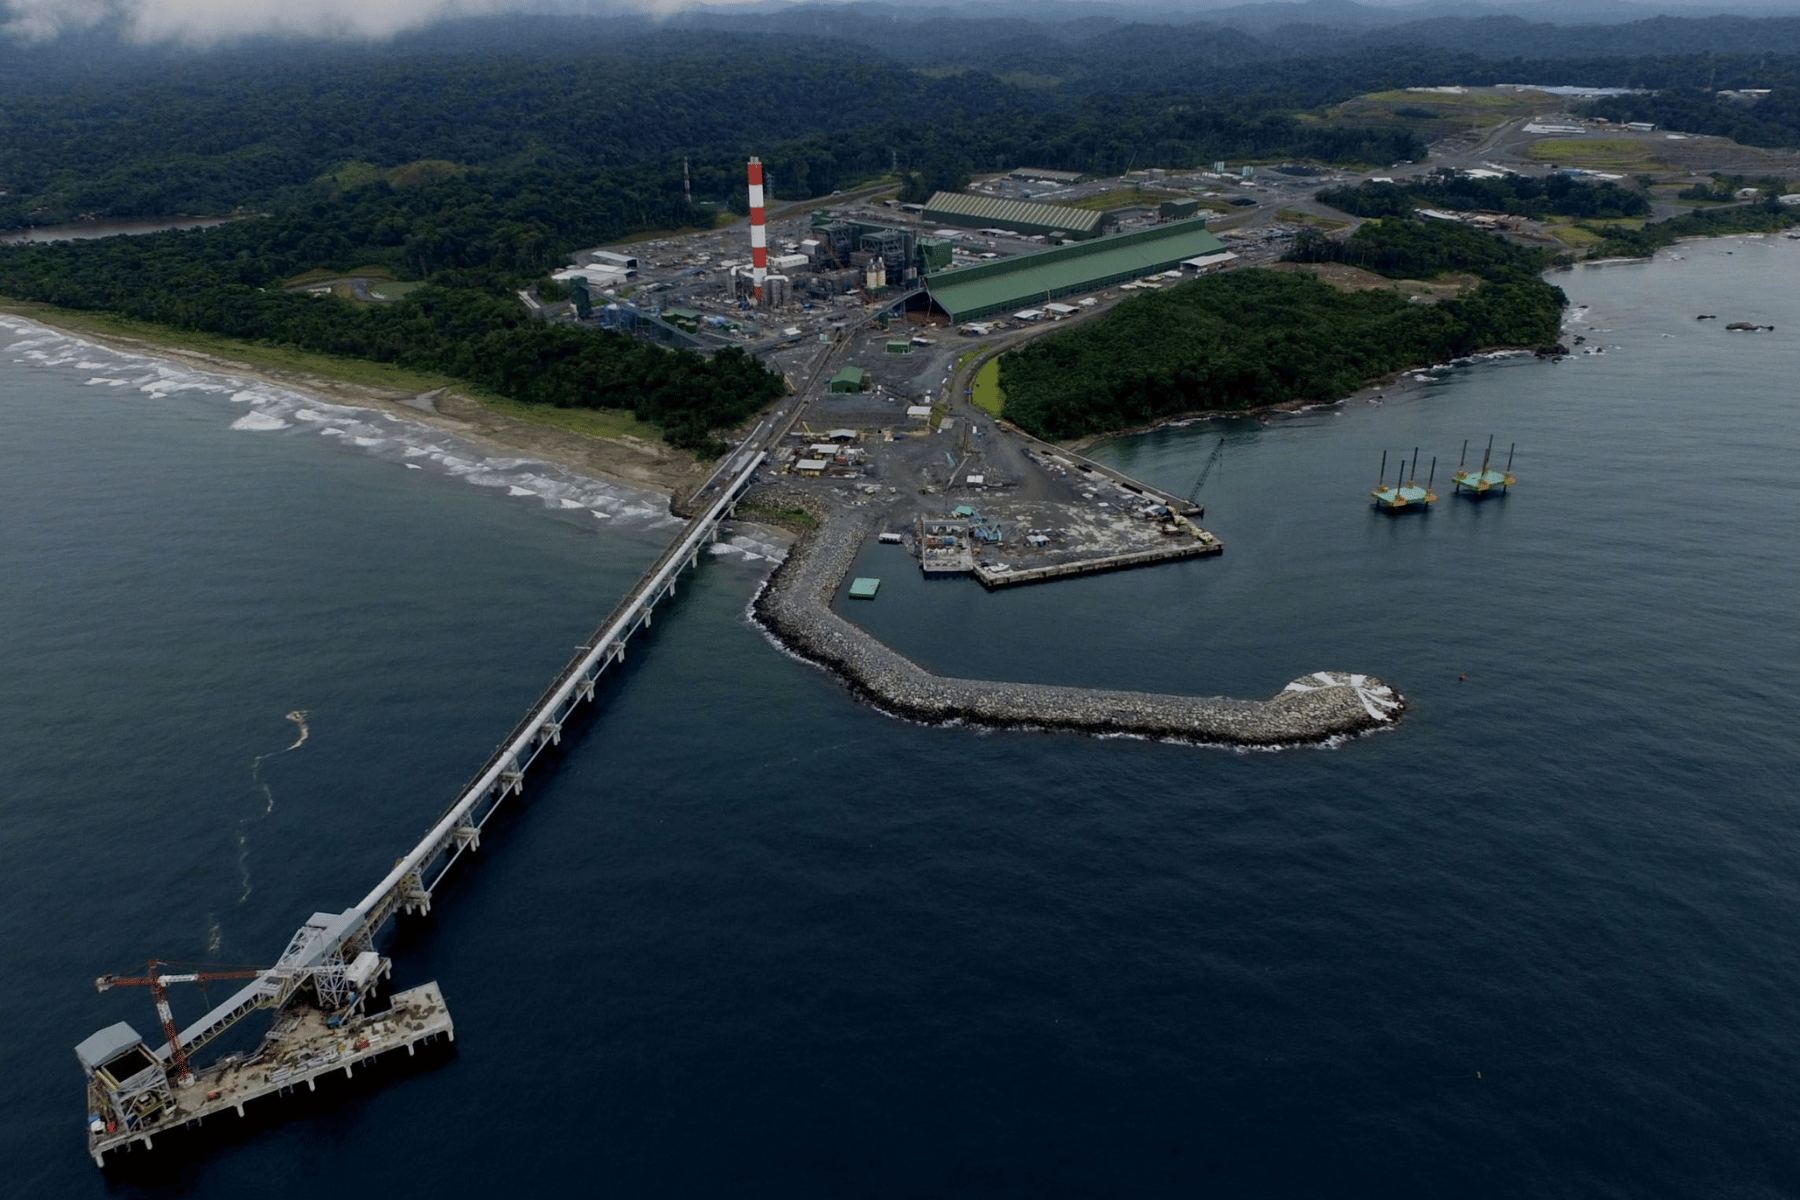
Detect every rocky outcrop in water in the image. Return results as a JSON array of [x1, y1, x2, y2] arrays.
[[752, 513, 1405, 748]]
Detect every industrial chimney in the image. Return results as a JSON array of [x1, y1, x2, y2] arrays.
[[747, 157, 767, 305]]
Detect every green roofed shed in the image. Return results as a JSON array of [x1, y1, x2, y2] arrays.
[[830, 366, 867, 393], [922, 191, 1106, 240], [926, 219, 1226, 324]]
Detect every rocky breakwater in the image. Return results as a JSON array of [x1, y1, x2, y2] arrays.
[[753, 513, 1405, 747]]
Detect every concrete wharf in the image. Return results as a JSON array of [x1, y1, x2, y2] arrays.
[[972, 533, 1220, 588], [78, 438, 770, 1168]]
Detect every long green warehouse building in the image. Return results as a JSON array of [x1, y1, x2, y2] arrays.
[[921, 191, 1107, 240], [924, 219, 1229, 324]]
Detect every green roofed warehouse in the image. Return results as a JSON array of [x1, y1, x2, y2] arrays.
[[924, 219, 1228, 324], [922, 191, 1107, 240]]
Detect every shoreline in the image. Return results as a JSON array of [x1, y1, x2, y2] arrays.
[[0, 302, 703, 501], [1063, 346, 1539, 453]]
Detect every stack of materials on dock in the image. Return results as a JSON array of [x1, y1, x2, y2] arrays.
[[80, 980, 453, 1167]]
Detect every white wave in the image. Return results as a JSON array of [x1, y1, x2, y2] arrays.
[[0, 312, 672, 528]]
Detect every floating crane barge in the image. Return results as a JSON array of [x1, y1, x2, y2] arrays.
[[1452, 436, 1516, 497], [1370, 448, 1437, 513], [75, 445, 769, 1168]]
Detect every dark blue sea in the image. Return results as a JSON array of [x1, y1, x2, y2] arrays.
[[4, 234, 1799, 1198]]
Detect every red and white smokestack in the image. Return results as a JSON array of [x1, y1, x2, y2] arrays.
[[747, 156, 767, 304]]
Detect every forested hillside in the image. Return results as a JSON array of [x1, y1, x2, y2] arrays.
[[1318, 170, 1651, 220], [4, 8, 1799, 451], [999, 222, 1565, 439]]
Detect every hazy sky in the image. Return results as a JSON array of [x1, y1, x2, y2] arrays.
[[0, 0, 678, 42]]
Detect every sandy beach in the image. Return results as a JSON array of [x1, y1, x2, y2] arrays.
[[0, 303, 708, 501]]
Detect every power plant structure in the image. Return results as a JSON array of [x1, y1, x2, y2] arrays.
[[747, 156, 768, 305]]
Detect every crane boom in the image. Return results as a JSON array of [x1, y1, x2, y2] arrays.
[[96, 962, 266, 1082]]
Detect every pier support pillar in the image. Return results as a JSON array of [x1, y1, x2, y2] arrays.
[[542, 721, 562, 746], [306, 1078, 315, 1092], [455, 825, 481, 852], [236, 1102, 245, 1117], [578, 677, 595, 700], [501, 769, 524, 796]]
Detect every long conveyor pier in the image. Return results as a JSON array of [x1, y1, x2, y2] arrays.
[[78, 443, 768, 1167]]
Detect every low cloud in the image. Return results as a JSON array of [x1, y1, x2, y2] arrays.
[[0, 0, 647, 43]]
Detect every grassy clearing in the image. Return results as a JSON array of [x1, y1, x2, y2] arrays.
[[1058, 187, 1182, 213], [1327, 87, 1559, 137], [282, 265, 399, 287], [971, 358, 1005, 417], [1545, 222, 1607, 246], [1277, 209, 1349, 230], [953, 345, 988, 374], [1364, 88, 1551, 110], [1527, 138, 1657, 169], [472, 394, 655, 440], [368, 281, 424, 301]]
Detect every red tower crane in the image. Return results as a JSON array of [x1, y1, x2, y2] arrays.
[[95, 962, 266, 1082]]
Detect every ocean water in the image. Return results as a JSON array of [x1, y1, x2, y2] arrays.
[[3, 235, 1798, 1197]]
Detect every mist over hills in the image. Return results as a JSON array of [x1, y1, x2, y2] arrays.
[[8, 0, 1800, 88]]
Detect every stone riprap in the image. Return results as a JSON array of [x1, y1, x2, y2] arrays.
[[752, 514, 1405, 747]]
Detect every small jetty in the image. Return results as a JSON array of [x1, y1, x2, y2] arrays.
[[1370, 448, 1437, 513], [1452, 436, 1515, 498]]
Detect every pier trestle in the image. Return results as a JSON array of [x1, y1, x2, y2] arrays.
[[79, 449, 768, 1166]]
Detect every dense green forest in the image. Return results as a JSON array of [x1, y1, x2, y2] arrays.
[[9, 13, 1800, 229], [1318, 170, 1652, 220], [1581, 86, 1800, 149], [0, 207, 784, 454], [4, 9, 1797, 453], [1284, 216, 1564, 281], [1578, 199, 1800, 257], [998, 221, 1565, 440]]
